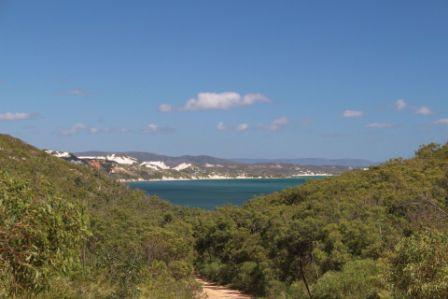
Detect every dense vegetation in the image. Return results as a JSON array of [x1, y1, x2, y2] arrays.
[[1, 134, 448, 298], [0, 135, 200, 298], [193, 143, 448, 298]]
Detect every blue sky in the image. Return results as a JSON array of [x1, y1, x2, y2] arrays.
[[0, 0, 447, 161]]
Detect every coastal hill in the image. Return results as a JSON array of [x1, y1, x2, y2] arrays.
[[78, 151, 373, 168], [193, 143, 448, 298], [77, 151, 233, 166], [46, 150, 352, 181], [0, 134, 200, 297]]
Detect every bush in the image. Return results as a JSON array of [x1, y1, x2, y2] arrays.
[[199, 261, 226, 282], [0, 173, 89, 295], [389, 230, 448, 299], [311, 259, 382, 299]]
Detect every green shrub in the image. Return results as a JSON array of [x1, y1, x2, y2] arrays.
[[312, 259, 382, 299], [389, 230, 448, 299], [0, 173, 89, 295]]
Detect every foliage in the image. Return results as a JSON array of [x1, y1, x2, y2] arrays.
[[312, 259, 383, 299], [193, 143, 448, 297], [2, 134, 448, 298], [0, 134, 198, 298], [0, 173, 89, 295], [389, 230, 448, 298]]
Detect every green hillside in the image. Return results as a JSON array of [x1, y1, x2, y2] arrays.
[[0, 134, 199, 298], [193, 143, 448, 298], [1, 134, 448, 298]]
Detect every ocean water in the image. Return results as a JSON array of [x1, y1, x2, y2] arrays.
[[128, 177, 321, 209]]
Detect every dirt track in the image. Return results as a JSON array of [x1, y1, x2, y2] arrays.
[[197, 278, 252, 299]]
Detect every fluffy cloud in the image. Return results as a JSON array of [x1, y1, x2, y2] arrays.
[[236, 123, 249, 132], [395, 99, 407, 110], [342, 110, 364, 118], [0, 112, 34, 121], [159, 104, 173, 112], [182, 92, 269, 111], [393, 99, 433, 116], [435, 119, 448, 125], [415, 106, 432, 115], [260, 117, 289, 132], [366, 122, 393, 129]]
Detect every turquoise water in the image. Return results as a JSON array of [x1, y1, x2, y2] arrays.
[[129, 177, 320, 209]]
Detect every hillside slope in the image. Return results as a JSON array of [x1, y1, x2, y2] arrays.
[[3, 134, 448, 298], [193, 143, 448, 298], [0, 134, 199, 298]]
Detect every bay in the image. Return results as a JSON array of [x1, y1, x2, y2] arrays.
[[128, 177, 321, 209]]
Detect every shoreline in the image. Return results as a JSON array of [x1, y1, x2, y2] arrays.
[[119, 174, 332, 183]]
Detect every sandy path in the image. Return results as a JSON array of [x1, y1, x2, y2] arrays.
[[197, 278, 252, 299]]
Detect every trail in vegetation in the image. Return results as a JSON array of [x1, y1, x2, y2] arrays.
[[197, 278, 251, 299]]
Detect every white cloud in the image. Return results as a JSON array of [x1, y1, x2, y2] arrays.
[[217, 122, 227, 131], [60, 123, 87, 136], [342, 110, 364, 118], [159, 104, 173, 112], [217, 122, 250, 132], [144, 123, 160, 133], [236, 123, 249, 132], [261, 117, 289, 132], [67, 88, 88, 96], [435, 118, 448, 125], [395, 99, 407, 111], [142, 123, 173, 134], [415, 106, 432, 115], [182, 92, 269, 111], [0, 112, 34, 121], [241, 93, 270, 106], [366, 122, 393, 129]]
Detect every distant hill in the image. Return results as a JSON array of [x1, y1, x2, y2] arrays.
[[60, 151, 350, 180], [233, 158, 374, 167], [77, 151, 372, 168], [76, 151, 233, 166]]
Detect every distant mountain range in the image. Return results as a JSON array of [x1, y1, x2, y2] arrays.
[[41, 150, 362, 181], [77, 151, 373, 168], [76, 151, 232, 166]]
